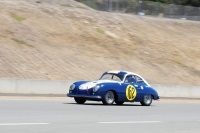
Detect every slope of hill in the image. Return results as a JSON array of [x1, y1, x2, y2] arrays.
[[0, 0, 200, 85]]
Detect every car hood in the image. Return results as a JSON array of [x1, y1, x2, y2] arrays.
[[78, 80, 120, 90]]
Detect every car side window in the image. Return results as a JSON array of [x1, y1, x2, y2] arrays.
[[124, 75, 136, 84], [112, 75, 121, 82], [135, 76, 144, 84]]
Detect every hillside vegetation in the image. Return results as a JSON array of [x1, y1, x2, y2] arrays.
[[0, 0, 200, 85]]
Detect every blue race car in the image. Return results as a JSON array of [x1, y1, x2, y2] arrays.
[[67, 70, 159, 106]]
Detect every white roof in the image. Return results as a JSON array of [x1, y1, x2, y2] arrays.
[[107, 70, 151, 86]]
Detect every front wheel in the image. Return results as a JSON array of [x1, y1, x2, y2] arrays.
[[74, 97, 86, 104], [140, 94, 152, 106], [102, 91, 115, 105]]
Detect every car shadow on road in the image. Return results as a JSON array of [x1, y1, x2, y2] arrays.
[[63, 102, 148, 106]]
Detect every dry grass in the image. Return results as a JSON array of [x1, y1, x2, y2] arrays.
[[0, 0, 199, 85]]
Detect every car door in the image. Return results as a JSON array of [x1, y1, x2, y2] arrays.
[[118, 75, 143, 102], [133, 75, 147, 101]]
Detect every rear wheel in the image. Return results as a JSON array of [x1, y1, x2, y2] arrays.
[[74, 97, 86, 104], [115, 101, 124, 105], [140, 94, 152, 106], [102, 91, 115, 105]]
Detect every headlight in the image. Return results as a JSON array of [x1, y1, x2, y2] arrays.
[[93, 85, 100, 92], [69, 84, 75, 91]]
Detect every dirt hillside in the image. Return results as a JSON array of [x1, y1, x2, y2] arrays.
[[0, 0, 200, 85]]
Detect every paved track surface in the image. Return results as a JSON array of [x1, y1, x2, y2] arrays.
[[0, 97, 200, 133]]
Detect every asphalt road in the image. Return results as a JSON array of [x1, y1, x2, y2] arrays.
[[0, 97, 200, 133]]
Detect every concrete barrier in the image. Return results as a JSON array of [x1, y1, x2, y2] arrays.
[[152, 84, 200, 98], [0, 79, 200, 98], [0, 79, 73, 94]]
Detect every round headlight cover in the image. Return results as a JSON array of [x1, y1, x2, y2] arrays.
[[69, 84, 75, 90], [93, 85, 100, 92]]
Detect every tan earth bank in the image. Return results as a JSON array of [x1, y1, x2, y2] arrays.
[[0, 0, 200, 85]]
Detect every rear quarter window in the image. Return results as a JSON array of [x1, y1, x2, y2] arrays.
[[135, 76, 145, 84]]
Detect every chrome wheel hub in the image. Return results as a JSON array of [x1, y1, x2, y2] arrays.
[[105, 91, 114, 104], [144, 95, 151, 104]]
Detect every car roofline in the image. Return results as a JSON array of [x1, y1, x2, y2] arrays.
[[107, 70, 151, 87]]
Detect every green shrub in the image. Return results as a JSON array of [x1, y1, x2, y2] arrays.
[[11, 38, 33, 47], [61, 4, 72, 7], [96, 28, 105, 34], [10, 13, 26, 21]]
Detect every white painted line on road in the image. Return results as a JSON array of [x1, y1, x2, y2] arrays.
[[0, 123, 50, 126], [98, 121, 162, 124]]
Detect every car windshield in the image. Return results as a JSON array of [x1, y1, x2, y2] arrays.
[[99, 73, 124, 82]]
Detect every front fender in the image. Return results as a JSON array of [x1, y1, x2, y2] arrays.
[[96, 83, 121, 98]]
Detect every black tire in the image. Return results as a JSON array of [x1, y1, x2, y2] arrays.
[[140, 94, 152, 106], [102, 91, 115, 105], [74, 97, 86, 104], [115, 101, 124, 105]]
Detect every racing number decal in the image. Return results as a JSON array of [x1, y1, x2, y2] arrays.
[[126, 85, 137, 101]]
